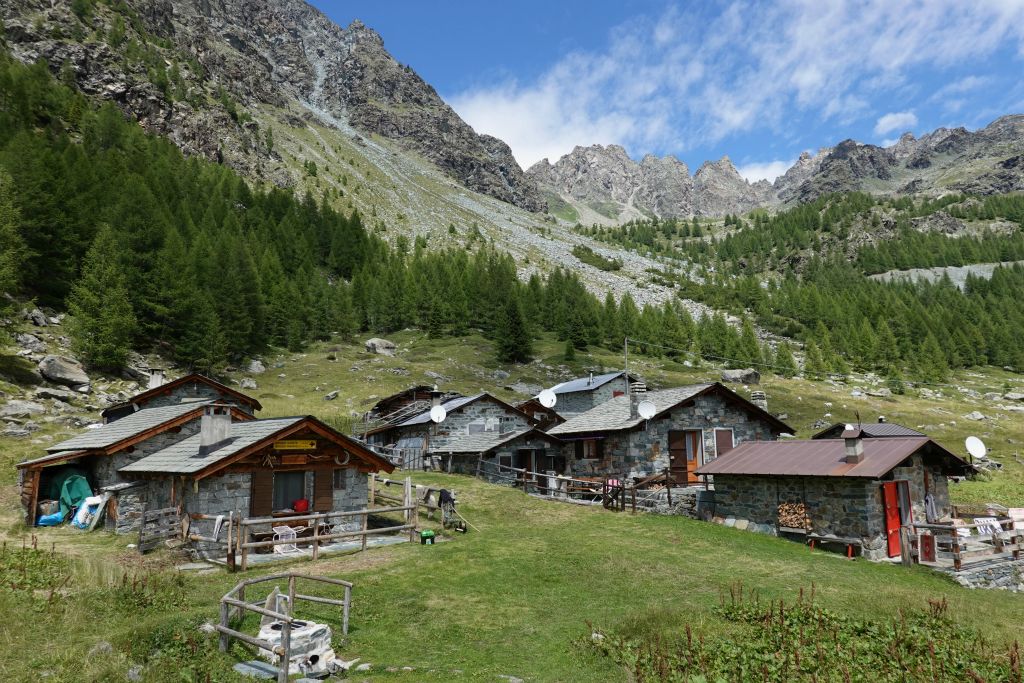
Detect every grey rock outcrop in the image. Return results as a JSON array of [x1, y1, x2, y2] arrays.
[[38, 355, 90, 388], [0, 400, 47, 418], [694, 156, 769, 216], [33, 387, 78, 402], [246, 360, 266, 375], [721, 368, 760, 384], [364, 338, 396, 356], [1, 0, 543, 212]]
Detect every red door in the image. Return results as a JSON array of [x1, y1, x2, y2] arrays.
[[882, 482, 901, 558]]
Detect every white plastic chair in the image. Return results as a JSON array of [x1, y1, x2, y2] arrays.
[[271, 525, 300, 554]]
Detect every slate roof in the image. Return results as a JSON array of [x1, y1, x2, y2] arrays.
[[396, 393, 484, 427], [431, 428, 561, 455], [100, 373, 262, 417], [47, 401, 213, 453], [812, 422, 926, 439], [696, 437, 974, 478], [119, 417, 304, 474], [547, 371, 634, 395], [16, 450, 88, 469], [549, 385, 712, 436]]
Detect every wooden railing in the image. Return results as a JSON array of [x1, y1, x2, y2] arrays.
[[912, 518, 1023, 571], [474, 460, 671, 512], [217, 572, 353, 683]]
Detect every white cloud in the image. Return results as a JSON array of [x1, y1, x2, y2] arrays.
[[448, 1, 1024, 169], [874, 111, 918, 136], [736, 159, 794, 183]]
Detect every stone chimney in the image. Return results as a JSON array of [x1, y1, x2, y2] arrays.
[[628, 381, 645, 420], [198, 404, 232, 456], [148, 368, 165, 390], [842, 427, 864, 464]]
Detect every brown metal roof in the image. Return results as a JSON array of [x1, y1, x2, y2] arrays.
[[696, 437, 974, 478]]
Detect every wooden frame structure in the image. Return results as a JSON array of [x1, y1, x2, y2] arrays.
[[216, 572, 353, 683]]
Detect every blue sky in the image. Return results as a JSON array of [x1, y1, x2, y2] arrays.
[[309, 1, 1024, 181]]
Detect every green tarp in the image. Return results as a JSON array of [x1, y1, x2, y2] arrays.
[[44, 468, 93, 520]]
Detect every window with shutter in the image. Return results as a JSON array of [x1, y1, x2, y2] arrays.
[[313, 470, 333, 512], [250, 470, 273, 517]]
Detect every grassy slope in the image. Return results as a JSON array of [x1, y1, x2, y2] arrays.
[[1, 331, 1023, 680]]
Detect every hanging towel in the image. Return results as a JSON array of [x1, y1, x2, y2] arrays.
[[925, 494, 938, 523], [212, 514, 225, 539]]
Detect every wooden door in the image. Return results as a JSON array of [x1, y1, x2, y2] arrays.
[[882, 481, 901, 558], [668, 430, 701, 484]]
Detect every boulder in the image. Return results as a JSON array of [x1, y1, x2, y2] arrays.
[[33, 387, 77, 402], [38, 355, 89, 388], [24, 308, 47, 326], [15, 333, 46, 353], [492, 370, 510, 380], [364, 338, 397, 356], [964, 411, 987, 421], [246, 359, 266, 375], [865, 388, 892, 398], [1004, 392, 1024, 402], [721, 368, 760, 384], [240, 378, 258, 390], [324, 390, 339, 401], [0, 400, 46, 418]]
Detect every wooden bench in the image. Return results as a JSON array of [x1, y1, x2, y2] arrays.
[[806, 533, 860, 558]]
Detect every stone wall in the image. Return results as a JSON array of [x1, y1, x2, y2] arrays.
[[331, 468, 369, 532], [567, 392, 778, 479], [141, 382, 256, 416], [557, 381, 625, 415], [448, 433, 561, 481], [429, 399, 533, 449]]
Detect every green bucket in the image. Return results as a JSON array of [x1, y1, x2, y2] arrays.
[[420, 530, 435, 545]]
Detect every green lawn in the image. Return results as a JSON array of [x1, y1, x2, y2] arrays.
[[1, 473, 1022, 681]]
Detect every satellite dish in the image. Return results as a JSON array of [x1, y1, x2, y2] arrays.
[[429, 405, 447, 424], [844, 423, 856, 432], [538, 389, 557, 409], [637, 400, 656, 420], [965, 436, 987, 459]]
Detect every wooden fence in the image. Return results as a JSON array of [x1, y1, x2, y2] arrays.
[[217, 572, 353, 683], [474, 460, 670, 512], [911, 518, 1023, 571], [138, 505, 181, 553]]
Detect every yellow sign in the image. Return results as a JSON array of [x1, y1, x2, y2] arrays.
[[273, 440, 317, 451]]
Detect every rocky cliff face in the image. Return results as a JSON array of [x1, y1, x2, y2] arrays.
[[527, 146, 769, 219], [0, 0, 544, 211]]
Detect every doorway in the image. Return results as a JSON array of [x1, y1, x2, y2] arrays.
[[668, 430, 702, 484], [881, 480, 913, 557]]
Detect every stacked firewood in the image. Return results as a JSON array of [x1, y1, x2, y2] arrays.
[[778, 501, 812, 529]]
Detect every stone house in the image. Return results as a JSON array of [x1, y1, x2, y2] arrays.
[[101, 372, 262, 422], [17, 377, 392, 533], [696, 431, 974, 560], [548, 383, 792, 482], [364, 392, 537, 454], [542, 371, 642, 417], [516, 398, 565, 432]]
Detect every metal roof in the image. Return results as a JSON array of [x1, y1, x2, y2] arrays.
[[119, 417, 304, 474], [548, 384, 713, 436], [47, 401, 214, 453], [695, 437, 973, 478], [547, 371, 634, 395], [431, 428, 561, 455], [812, 422, 926, 439], [394, 393, 485, 427]]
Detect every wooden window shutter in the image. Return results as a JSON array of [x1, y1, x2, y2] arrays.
[[313, 470, 333, 512], [250, 470, 273, 517]]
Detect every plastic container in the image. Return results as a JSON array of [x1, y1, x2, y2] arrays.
[[420, 529, 435, 545]]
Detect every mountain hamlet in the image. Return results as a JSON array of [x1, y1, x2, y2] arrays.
[[0, 1, 1023, 681]]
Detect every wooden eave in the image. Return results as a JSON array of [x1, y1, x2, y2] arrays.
[[190, 417, 394, 481]]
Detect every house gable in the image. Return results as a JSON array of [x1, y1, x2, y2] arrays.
[[102, 373, 262, 422]]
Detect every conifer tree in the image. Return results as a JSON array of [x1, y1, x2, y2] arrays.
[[563, 338, 576, 361], [803, 340, 827, 380], [66, 225, 137, 369], [774, 341, 798, 378], [495, 297, 532, 363], [0, 170, 25, 311]]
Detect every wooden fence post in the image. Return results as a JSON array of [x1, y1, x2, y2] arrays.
[[312, 518, 320, 562], [665, 469, 672, 508], [241, 520, 249, 572], [360, 510, 368, 552], [369, 474, 376, 507], [287, 575, 296, 616], [219, 599, 230, 652], [900, 526, 914, 567], [278, 620, 291, 683], [235, 583, 245, 622], [404, 477, 415, 542], [475, 455, 483, 479], [343, 584, 351, 636]]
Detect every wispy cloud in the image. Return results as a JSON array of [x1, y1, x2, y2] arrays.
[[448, 1, 1024, 169], [874, 111, 918, 136]]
